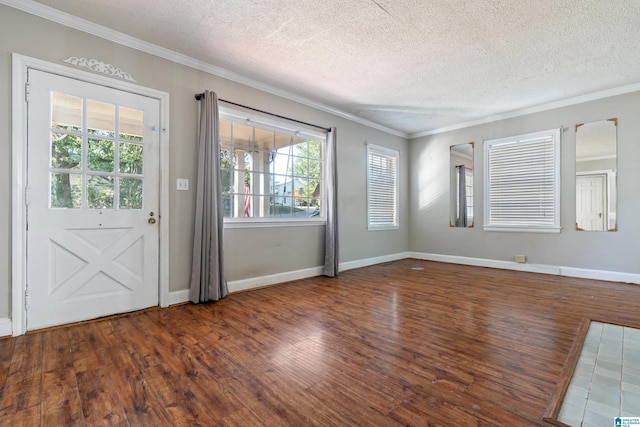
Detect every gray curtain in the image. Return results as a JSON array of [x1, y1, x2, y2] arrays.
[[456, 165, 467, 227], [189, 90, 228, 303], [323, 127, 339, 277]]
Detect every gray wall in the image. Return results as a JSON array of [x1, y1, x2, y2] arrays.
[[0, 5, 409, 319], [409, 91, 640, 274], [576, 158, 616, 173]]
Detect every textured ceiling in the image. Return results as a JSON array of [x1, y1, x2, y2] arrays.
[[26, 0, 640, 135]]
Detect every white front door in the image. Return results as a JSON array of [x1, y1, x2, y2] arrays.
[[576, 174, 605, 231], [26, 69, 160, 331]]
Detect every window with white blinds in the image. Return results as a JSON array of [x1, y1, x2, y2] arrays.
[[484, 129, 561, 233], [367, 144, 399, 230]]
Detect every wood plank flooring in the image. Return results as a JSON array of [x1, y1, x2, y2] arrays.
[[2, 259, 640, 426]]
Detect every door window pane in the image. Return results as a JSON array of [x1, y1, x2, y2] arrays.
[[87, 175, 114, 209], [49, 92, 149, 211], [50, 173, 82, 208], [88, 139, 115, 172], [87, 99, 115, 137], [119, 142, 144, 174], [52, 92, 82, 132], [51, 133, 82, 170], [119, 106, 143, 139], [119, 178, 143, 209]]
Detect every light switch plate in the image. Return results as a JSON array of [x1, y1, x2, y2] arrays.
[[177, 178, 189, 191]]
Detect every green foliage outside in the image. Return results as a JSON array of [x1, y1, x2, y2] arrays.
[[293, 140, 321, 206], [269, 203, 305, 215], [50, 127, 144, 209]]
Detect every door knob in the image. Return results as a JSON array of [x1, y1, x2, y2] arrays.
[[148, 217, 156, 224]]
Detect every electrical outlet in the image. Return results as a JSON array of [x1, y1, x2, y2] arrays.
[[515, 254, 526, 263], [176, 178, 189, 191]]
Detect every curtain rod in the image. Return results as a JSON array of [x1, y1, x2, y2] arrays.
[[194, 92, 331, 132]]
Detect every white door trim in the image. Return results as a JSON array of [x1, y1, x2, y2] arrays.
[[11, 53, 171, 336]]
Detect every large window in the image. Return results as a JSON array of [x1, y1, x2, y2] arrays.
[[367, 144, 399, 230], [484, 128, 561, 233], [219, 111, 325, 223]]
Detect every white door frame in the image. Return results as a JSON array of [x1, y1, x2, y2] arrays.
[[12, 53, 171, 336]]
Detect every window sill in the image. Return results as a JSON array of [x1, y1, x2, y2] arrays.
[[367, 225, 400, 231], [224, 218, 326, 229], [483, 225, 562, 234]]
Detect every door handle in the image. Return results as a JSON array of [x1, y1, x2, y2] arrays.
[[148, 217, 156, 224]]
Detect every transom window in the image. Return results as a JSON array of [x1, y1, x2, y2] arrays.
[[219, 111, 325, 222], [49, 92, 145, 210], [484, 128, 561, 233]]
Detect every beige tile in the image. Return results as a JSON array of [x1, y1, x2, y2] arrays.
[[622, 389, 640, 413], [558, 402, 585, 427], [582, 408, 617, 427], [559, 323, 640, 426]]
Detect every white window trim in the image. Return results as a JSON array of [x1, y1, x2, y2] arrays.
[[220, 107, 325, 141], [367, 143, 400, 231], [219, 108, 327, 226], [483, 128, 562, 233], [224, 218, 325, 229]]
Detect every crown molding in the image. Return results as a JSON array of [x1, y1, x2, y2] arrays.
[[1, 0, 408, 139], [409, 82, 640, 139]]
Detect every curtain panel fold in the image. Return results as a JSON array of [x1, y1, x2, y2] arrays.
[[189, 90, 228, 303], [323, 127, 339, 277]]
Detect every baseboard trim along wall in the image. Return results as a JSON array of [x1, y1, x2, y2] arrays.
[[409, 252, 640, 285], [168, 290, 190, 306], [339, 252, 412, 273], [228, 266, 325, 294], [0, 318, 12, 337], [166, 251, 639, 306]]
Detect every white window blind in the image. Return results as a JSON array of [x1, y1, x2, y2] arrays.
[[367, 144, 399, 230], [484, 129, 561, 233]]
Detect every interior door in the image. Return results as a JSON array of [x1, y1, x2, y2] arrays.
[[26, 69, 160, 331], [576, 174, 605, 231]]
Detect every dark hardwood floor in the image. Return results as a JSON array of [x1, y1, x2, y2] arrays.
[[1, 259, 639, 426]]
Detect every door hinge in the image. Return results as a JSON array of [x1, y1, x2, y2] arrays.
[[24, 186, 29, 206], [25, 83, 30, 102], [25, 286, 30, 310]]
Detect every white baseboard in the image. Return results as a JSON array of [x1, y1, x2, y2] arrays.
[[228, 266, 325, 293], [0, 318, 12, 337], [165, 267, 325, 302], [181, 252, 410, 296], [339, 252, 411, 272], [168, 251, 637, 302], [168, 289, 190, 305], [409, 252, 640, 285]]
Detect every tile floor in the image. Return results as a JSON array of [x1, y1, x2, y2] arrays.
[[558, 322, 640, 427]]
